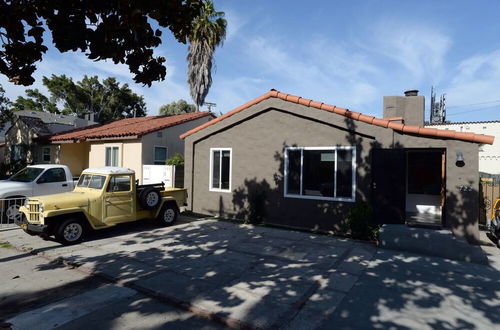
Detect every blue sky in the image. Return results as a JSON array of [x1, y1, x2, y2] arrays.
[[2, 0, 500, 122]]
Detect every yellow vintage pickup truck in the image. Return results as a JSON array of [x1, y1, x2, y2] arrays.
[[18, 167, 187, 245]]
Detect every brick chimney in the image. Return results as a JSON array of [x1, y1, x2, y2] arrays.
[[383, 90, 425, 127]]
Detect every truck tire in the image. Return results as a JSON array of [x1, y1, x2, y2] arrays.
[[157, 203, 178, 226], [139, 188, 161, 210], [55, 218, 85, 245]]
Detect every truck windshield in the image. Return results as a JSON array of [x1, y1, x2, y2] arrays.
[[9, 167, 44, 182], [77, 174, 106, 189]]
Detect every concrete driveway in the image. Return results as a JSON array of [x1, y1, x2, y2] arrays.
[[1, 217, 499, 329]]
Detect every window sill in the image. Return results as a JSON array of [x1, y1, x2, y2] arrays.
[[284, 194, 355, 202], [209, 188, 232, 193]]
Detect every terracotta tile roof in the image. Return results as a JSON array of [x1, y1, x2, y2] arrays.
[[51, 111, 215, 143], [180, 90, 495, 145]]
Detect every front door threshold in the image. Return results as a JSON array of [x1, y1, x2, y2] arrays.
[[405, 212, 442, 229]]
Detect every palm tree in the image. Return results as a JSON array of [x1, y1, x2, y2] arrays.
[[187, 1, 226, 111]]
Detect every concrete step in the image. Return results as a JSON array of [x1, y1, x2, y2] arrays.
[[379, 224, 489, 265]]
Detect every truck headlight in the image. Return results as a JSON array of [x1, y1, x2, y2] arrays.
[[39, 204, 44, 212]]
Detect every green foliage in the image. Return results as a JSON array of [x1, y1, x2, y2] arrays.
[[159, 100, 196, 116], [187, 0, 227, 109], [0, 0, 208, 86], [12, 88, 59, 113], [11, 75, 146, 123], [247, 190, 267, 225], [0, 84, 13, 131], [167, 153, 185, 166], [345, 202, 378, 241]]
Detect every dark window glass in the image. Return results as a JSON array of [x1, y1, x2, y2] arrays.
[[39, 168, 66, 183], [407, 152, 441, 195], [302, 150, 335, 197], [221, 150, 231, 190], [154, 147, 167, 165], [107, 176, 131, 192], [212, 150, 220, 189], [286, 150, 301, 195], [337, 149, 353, 198], [42, 147, 51, 162], [9, 167, 44, 182]]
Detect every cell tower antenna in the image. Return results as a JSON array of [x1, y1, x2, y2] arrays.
[[430, 86, 446, 123]]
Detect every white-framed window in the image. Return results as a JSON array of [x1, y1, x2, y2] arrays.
[[154, 146, 168, 165], [209, 148, 232, 192], [42, 147, 51, 162], [284, 146, 356, 202], [105, 146, 119, 166]]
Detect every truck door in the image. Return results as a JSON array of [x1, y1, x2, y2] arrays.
[[103, 175, 134, 224], [34, 168, 71, 196]]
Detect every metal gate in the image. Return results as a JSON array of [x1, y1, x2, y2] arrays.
[[479, 179, 500, 225], [0, 197, 25, 228]]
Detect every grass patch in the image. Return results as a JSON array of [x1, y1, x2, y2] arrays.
[[0, 241, 14, 249]]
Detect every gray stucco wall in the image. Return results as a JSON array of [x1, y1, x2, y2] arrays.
[[185, 99, 480, 242], [142, 116, 213, 165]]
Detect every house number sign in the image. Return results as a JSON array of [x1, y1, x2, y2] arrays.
[[458, 185, 472, 192]]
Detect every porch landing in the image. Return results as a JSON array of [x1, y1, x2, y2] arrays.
[[379, 225, 489, 265]]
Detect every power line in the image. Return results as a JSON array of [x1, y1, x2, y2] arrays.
[[447, 99, 500, 109], [447, 104, 500, 116]]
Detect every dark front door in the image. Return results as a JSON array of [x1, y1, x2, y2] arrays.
[[372, 149, 406, 224]]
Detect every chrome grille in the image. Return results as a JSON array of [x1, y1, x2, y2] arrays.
[[28, 201, 41, 223]]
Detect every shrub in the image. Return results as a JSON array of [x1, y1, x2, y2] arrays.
[[167, 153, 184, 166], [247, 190, 267, 225], [346, 201, 378, 241]]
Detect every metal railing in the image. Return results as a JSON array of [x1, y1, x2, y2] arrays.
[[0, 197, 25, 228]]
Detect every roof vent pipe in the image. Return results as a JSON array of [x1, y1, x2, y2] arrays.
[[404, 90, 419, 97]]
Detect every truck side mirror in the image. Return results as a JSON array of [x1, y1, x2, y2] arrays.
[[37, 177, 47, 184]]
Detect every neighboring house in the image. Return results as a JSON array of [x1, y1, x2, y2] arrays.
[[49, 112, 215, 182], [426, 121, 500, 175], [3, 111, 96, 167], [181, 89, 494, 243]]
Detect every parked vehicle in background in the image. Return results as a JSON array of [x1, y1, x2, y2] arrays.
[[0, 165, 76, 224], [18, 167, 187, 245], [488, 198, 500, 248]]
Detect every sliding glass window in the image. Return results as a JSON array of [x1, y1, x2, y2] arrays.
[[284, 147, 356, 201]]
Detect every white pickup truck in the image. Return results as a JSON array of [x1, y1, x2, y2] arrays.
[[0, 165, 76, 223]]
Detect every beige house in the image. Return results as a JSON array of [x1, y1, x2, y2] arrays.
[[50, 112, 215, 182]]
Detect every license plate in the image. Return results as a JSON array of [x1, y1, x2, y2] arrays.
[[21, 224, 27, 230]]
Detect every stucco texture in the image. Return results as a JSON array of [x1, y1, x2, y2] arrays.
[[185, 98, 481, 242]]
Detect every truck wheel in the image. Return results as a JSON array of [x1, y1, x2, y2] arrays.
[[139, 188, 161, 210], [157, 204, 178, 226], [55, 219, 85, 245]]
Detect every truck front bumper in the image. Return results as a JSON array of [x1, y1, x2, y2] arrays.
[[17, 218, 49, 234]]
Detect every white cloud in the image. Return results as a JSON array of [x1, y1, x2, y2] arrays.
[[223, 9, 248, 43], [367, 20, 452, 84], [445, 49, 500, 113], [244, 36, 380, 115]]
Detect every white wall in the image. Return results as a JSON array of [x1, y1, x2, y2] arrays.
[[427, 121, 500, 174]]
